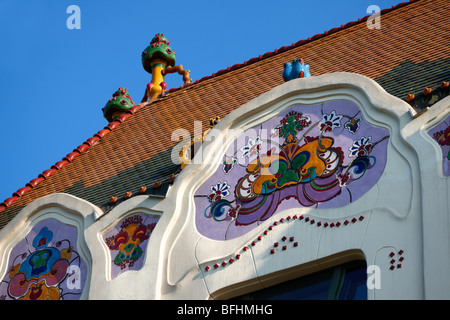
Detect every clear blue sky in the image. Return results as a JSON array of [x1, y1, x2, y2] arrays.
[[0, 0, 403, 203]]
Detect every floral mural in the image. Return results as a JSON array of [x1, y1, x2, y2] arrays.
[[103, 214, 159, 279], [0, 219, 87, 300], [428, 114, 450, 176], [194, 100, 390, 240]]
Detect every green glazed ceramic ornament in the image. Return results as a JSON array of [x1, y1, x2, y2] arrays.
[[103, 87, 136, 122], [141, 33, 176, 74], [140, 33, 192, 102]]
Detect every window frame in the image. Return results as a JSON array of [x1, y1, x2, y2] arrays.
[[211, 249, 367, 300]]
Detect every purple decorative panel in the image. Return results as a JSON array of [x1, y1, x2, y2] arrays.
[[195, 100, 390, 240], [103, 214, 159, 279], [0, 219, 87, 300], [428, 114, 450, 176]]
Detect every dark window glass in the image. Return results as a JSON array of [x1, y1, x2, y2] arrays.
[[338, 265, 367, 300], [233, 260, 367, 300]]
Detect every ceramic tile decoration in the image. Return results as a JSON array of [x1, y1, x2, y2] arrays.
[[195, 100, 389, 240]]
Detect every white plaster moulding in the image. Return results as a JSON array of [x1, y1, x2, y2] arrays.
[[414, 96, 450, 147], [403, 94, 450, 299], [165, 72, 416, 286]]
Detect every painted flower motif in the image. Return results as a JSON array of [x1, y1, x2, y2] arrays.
[[222, 156, 237, 174], [345, 118, 361, 134], [320, 111, 343, 132], [433, 127, 450, 146], [4, 223, 85, 300], [276, 111, 311, 138], [241, 137, 262, 158], [227, 204, 241, 220], [208, 182, 231, 202], [349, 136, 373, 158], [336, 171, 351, 187], [298, 115, 312, 128]]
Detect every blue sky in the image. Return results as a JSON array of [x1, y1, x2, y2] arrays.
[[0, 0, 402, 203]]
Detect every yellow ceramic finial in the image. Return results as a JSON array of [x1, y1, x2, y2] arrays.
[[141, 33, 191, 102]]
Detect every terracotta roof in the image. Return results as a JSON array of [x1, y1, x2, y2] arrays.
[[1, 0, 449, 229]]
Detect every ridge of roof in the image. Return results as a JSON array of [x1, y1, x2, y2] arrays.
[[0, 0, 421, 214]]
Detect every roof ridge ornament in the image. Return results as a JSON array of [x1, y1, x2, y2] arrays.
[[282, 58, 311, 82], [102, 87, 136, 122], [141, 33, 192, 102], [404, 81, 450, 113]]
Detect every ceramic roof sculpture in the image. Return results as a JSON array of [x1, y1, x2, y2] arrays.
[[141, 33, 191, 102], [102, 88, 136, 122], [283, 58, 311, 81]]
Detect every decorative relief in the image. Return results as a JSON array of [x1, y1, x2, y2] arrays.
[[428, 114, 450, 176], [202, 212, 366, 273], [0, 219, 87, 300], [103, 214, 159, 279], [388, 249, 405, 271], [194, 100, 390, 240]]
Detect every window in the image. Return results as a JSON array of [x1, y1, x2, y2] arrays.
[[233, 260, 367, 300]]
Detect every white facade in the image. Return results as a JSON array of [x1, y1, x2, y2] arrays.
[[1, 73, 449, 300]]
